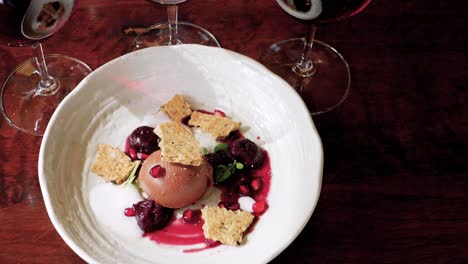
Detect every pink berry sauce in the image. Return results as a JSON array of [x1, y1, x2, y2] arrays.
[[144, 209, 222, 253], [142, 155, 271, 252], [145, 213, 205, 246]]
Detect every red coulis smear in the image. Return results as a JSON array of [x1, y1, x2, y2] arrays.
[[143, 155, 271, 252], [145, 216, 205, 245], [144, 209, 221, 253]]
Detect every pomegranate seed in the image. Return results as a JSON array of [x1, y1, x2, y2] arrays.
[[150, 165, 166, 178], [214, 109, 226, 117], [253, 201, 268, 215], [250, 178, 262, 192], [128, 148, 137, 160], [183, 209, 193, 223], [218, 202, 226, 208], [124, 208, 135, 217], [182, 209, 202, 224], [239, 185, 250, 196], [140, 153, 149, 160]]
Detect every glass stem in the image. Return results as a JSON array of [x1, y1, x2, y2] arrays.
[[166, 4, 179, 45], [293, 24, 317, 77], [32, 43, 58, 95]]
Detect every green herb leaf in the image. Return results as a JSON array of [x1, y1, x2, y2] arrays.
[[203, 147, 208, 155], [214, 160, 244, 184], [227, 162, 235, 170], [214, 143, 229, 153], [235, 162, 244, 170], [215, 165, 232, 183], [123, 160, 141, 187]]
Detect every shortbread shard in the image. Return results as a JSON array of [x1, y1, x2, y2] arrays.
[[201, 206, 255, 246], [154, 121, 203, 166], [188, 111, 240, 140], [90, 144, 137, 184], [160, 94, 193, 122]]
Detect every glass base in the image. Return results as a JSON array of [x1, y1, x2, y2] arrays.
[[0, 55, 92, 136], [129, 21, 220, 52], [260, 38, 351, 115]]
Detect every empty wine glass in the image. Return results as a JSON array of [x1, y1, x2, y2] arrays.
[[129, 0, 220, 51], [260, 0, 372, 115], [0, 0, 91, 136]]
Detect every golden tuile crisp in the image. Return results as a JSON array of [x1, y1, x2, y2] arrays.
[[160, 94, 193, 122], [201, 206, 254, 246], [90, 144, 137, 184], [188, 111, 240, 140], [154, 121, 203, 166]]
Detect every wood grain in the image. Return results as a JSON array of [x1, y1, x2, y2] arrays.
[[0, 0, 466, 263]]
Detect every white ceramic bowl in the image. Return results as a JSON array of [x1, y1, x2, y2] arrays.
[[38, 45, 323, 264]]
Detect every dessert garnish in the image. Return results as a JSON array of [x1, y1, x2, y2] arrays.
[[149, 165, 165, 178], [91, 144, 139, 184], [123, 160, 141, 186], [188, 111, 240, 140], [133, 199, 173, 232], [229, 138, 264, 169], [205, 142, 245, 184], [160, 94, 192, 122], [154, 121, 203, 166], [201, 206, 254, 246], [129, 126, 160, 155]]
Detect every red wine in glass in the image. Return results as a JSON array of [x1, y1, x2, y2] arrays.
[[260, 0, 372, 115], [0, 0, 91, 136]]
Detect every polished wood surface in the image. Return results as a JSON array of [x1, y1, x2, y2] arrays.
[[0, 0, 466, 263]]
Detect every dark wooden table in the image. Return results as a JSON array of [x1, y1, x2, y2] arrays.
[[0, 0, 466, 263]]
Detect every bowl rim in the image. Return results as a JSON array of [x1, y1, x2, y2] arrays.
[[38, 44, 323, 264]]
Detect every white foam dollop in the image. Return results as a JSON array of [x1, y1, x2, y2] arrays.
[[238, 196, 255, 213], [194, 128, 218, 152]]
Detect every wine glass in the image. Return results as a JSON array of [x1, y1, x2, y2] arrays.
[[129, 0, 220, 51], [260, 0, 372, 115], [0, 0, 91, 136]]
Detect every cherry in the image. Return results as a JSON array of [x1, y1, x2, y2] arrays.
[[129, 126, 160, 155], [229, 138, 264, 169], [132, 199, 172, 232]]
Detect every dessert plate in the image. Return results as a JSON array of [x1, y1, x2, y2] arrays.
[[38, 45, 323, 264]]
